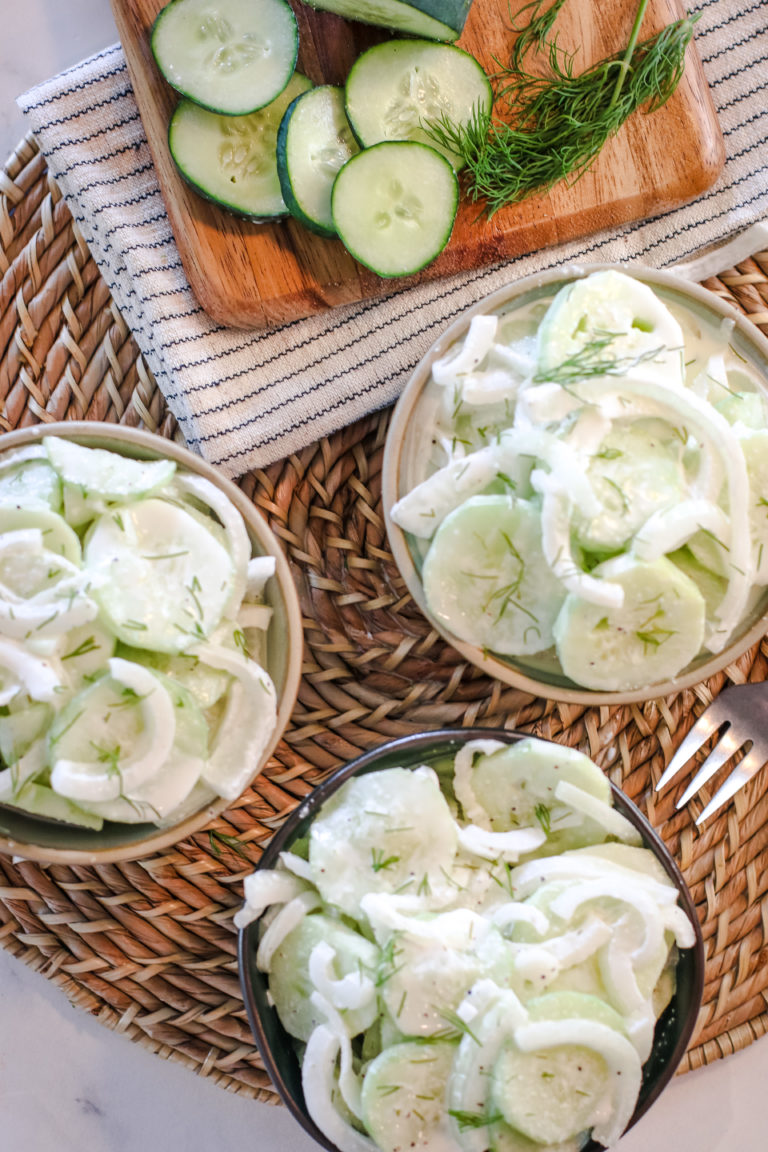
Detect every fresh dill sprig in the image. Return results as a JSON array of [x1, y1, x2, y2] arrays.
[[425, 0, 699, 215]]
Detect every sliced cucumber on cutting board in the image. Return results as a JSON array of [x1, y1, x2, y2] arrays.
[[345, 38, 491, 169], [299, 0, 474, 42], [331, 140, 459, 277], [277, 85, 359, 236], [152, 0, 299, 115], [169, 73, 313, 220]]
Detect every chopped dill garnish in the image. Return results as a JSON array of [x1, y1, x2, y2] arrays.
[[371, 847, 400, 873], [424, 0, 699, 215], [534, 802, 552, 834]]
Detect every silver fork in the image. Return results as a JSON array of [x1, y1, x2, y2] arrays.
[[656, 681, 768, 823]]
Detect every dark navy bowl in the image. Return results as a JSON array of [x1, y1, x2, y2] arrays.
[[239, 729, 704, 1152]]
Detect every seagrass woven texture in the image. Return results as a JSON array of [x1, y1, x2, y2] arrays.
[[2, 134, 768, 1100]]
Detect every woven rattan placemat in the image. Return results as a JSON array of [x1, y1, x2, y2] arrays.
[[2, 133, 768, 1102]]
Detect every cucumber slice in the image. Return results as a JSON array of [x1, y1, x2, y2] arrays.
[[0, 458, 61, 510], [44, 436, 176, 526], [0, 506, 81, 566], [83, 499, 236, 653], [715, 390, 767, 429], [379, 928, 513, 1037], [464, 737, 613, 856], [331, 141, 458, 278], [308, 766, 457, 917], [300, 0, 473, 41], [49, 663, 207, 820], [344, 40, 491, 169], [361, 1040, 456, 1152], [572, 418, 687, 553], [169, 72, 313, 220], [553, 555, 706, 692], [536, 269, 685, 388], [0, 699, 51, 764], [422, 495, 566, 656], [0, 780, 104, 830], [276, 86, 359, 237], [45, 436, 176, 501], [151, 0, 298, 115], [490, 993, 627, 1146], [268, 912, 379, 1041]]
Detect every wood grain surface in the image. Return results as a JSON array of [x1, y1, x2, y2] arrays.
[[110, 0, 725, 329]]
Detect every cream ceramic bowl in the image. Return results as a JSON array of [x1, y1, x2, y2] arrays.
[[382, 262, 768, 705], [0, 422, 302, 865]]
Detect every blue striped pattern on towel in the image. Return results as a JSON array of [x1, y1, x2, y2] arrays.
[[18, 0, 768, 478]]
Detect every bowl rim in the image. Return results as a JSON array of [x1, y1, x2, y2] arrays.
[[0, 421, 303, 865], [238, 727, 705, 1152], [381, 259, 768, 705]]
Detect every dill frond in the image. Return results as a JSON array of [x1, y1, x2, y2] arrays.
[[426, 0, 699, 216]]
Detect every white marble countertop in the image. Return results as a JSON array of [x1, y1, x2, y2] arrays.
[[1, 3, 767, 1150]]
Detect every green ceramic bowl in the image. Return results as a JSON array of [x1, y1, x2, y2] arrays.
[[239, 728, 704, 1152], [0, 422, 302, 865]]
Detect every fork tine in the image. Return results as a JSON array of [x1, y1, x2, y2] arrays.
[[675, 727, 741, 809], [696, 745, 768, 824], [656, 709, 726, 792]]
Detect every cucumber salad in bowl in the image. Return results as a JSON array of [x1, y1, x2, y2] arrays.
[[385, 267, 768, 697], [0, 432, 286, 835], [237, 733, 702, 1152]]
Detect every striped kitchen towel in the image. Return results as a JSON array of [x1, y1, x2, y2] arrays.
[[17, 0, 768, 479]]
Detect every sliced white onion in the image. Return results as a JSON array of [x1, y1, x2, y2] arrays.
[[448, 992, 528, 1152], [598, 939, 655, 1060], [461, 368, 522, 407], [389, 442, 502, 538], [452, 738, 505, 828], [51, 659, 176, 802], [278, 850, 315, 882], [554, 781, 642, 845], [237, 602, 273, 631], [550, 878, 663, 967], [572, 375, 751, 651], [457, 822, 547, 861], [255, 889, 322, 972], [541, 915, 614, 967], [663, 902, 697, 949], [0, 637, 61, 702], [431, 315, 498, 386], [234, 868, 311, 929], [536, 475, 624, 608], [490, 903, 550, 937], [174, 473, 249, 616], [359, 893, 489, 950], [308, 939, 375, 1014], [308, 986, 364, 1119], [301, 1026, 378, 1152], [192, 641, 277, 801], [245, 554, 276, 598], [511, 855, 680, 903], [633, 499, 731, 563]]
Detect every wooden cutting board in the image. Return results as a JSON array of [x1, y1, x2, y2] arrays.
[[110, 0, 724, 329]]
